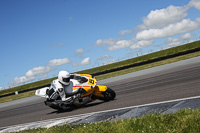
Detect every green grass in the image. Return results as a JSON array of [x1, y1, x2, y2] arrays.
[[96, 50, 200, 80], [0, 40, 200, 103], [19, 109, 200, 133], [0, 90, 35, 103], [77, 40, 200, 74]]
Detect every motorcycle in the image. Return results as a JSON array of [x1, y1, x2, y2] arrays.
[[35, 74, 116, 111]]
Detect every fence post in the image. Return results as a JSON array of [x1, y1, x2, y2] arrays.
[[15, 91, 19, 95]]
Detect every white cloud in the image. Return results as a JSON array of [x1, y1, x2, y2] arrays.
[[11, 76, 35, 85], [95, 55, 111, 64], [136, 18, 200, 40], [9, 57, 72, 86], [181, 33, 194, 40], [120, 1, 199, 38], [0, 86, 9, 90], [166, 33, 195, 46], [107, 40, 133, 51], [10, 66, 52, 86], [102, 59, 117, 66], [96, 38, 133, 51], [166, 38, 182, 46], [189, 0, 200, 10], [96, 38, 120, 47], [119, 30, 132, 36], [108, 40, 133, 51], [139, 5, 189, 29], [75, 48, 84, 54], [130, 40, 154, 50], [96, 1, 200, 51], [188, 39, 196, 43], [72, 57, 90, 67], [81, 57, 90, 65], [98, 55, 111, 60], [94, 0, 200, 61], [47, 58, 70, 66], [25, 66, 51, 77]]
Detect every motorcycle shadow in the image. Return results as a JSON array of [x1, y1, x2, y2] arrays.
[[47, 101, 105, 114]]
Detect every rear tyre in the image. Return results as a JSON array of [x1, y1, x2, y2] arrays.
[[102, 87, 116, 101]]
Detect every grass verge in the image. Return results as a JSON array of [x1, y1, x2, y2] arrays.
[[19, 109, 200, 133], [96, 50, 200, 80], [0, 90, 35, 103]]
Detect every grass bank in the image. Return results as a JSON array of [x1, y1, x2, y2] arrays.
[[78, 40, 200, 74], [19, 109, 200, 133], [0, 40, 200, 103], [96, 50, 200, 80], [0, 90, 35, 103]]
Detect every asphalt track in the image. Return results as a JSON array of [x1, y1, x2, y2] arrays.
[[1, 57, 200, 128]]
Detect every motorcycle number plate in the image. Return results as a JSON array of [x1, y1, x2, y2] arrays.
[[88, 78, 95, 86]]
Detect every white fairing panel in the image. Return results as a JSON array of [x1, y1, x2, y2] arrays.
[[35, 87, 49, 98]]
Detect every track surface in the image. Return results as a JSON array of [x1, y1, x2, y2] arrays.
[[1, 59, 200, 127]]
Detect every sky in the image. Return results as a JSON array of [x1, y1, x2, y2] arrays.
[[0, 0, 200, 90]]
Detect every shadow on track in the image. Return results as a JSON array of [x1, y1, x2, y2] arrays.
[[47, 101, 105, 115]]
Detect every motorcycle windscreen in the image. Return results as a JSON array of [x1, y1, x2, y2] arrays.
[[35, 87, 49, 98]]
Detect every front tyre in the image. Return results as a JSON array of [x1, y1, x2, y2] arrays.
[[102, 87, 116, 101]]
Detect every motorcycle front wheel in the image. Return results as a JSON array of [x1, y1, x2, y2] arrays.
[[102, 87, 116, 101]]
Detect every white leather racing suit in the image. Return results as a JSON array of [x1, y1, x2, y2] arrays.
[[49, 78, 80, 102]]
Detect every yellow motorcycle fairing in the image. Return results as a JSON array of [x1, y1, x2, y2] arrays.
[[93, 85, 107, 97], [72, 85, 107, 98], [85, 85, 108, 98], [71, 74, 108, 98]]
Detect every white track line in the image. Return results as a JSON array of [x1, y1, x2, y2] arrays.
[[78, 95, 200, 115]]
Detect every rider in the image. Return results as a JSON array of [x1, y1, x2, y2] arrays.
[[47, 70, 83, 103]]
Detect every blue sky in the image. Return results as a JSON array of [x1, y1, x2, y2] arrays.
[[0, 0, 200, 90]]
